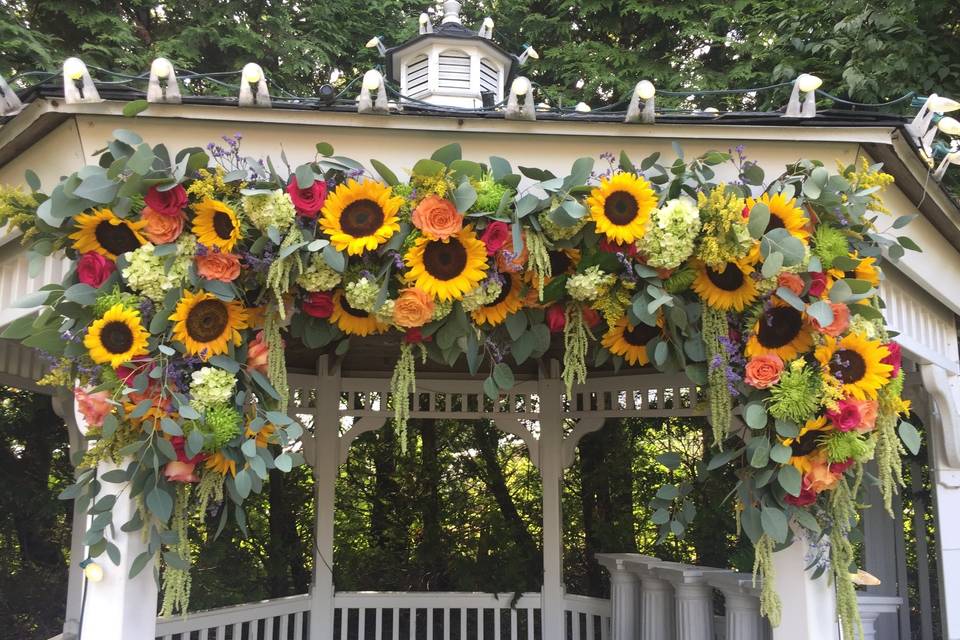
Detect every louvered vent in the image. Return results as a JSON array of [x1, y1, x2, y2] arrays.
[[438, 50, 471, 91], [406, 55, 430, 98], [479, 58, 500, 97]]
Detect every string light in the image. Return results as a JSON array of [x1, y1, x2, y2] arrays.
[[419, 13, 433, 35], [626, 80, 656, 124], [0, 72, 23, 116], [62, 57, 100, 104], [358, 69, 388, 114], [63, 57, 86, 82], [79, 559, 103, 583], [574, 102, 591, 113], [365, 36, 387, 57], [784, 73, 821, 118], [517, 45, 539, 66], [147, 58, 181, 104], [506, 76, 535, 121], [239, 63, 270, 108], [479, 17, 494, 38], [938, 116, 960, 136]]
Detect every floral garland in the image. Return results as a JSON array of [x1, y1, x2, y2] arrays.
[[0, 131, 919, 632]]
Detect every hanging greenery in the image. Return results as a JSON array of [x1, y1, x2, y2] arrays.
[[0, 129, 921, 633]]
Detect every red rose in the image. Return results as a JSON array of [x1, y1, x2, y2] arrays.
[[599, 238, 638, 257], [302, 292, 334, 318], [546, 305, 566, 333], [77, 252, 115, 287], [480, 221, 510, 256], [144, 184, 188, 217], [784, 485, 818, 507], [808, 272, 827, 297], [170, 435, 207, 464], [881, 341, 902, 378], [829, 459, 855, 475], [404, 327, 432, 344], [287, 176, 328, 219], [581, 307, 601, 328]]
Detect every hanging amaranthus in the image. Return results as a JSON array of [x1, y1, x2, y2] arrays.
[[265, 225, 304, 316], [875, 371, 906, 516], [160, 484, 193, 616], [752, 533, 782, 627], [264, 307, 289, 414], [829, 469, 864, 640], [702, 302, 730, 446], [562, 303, 589, 397], [390, 342, 425, 452], [525, 230, 551, 301]]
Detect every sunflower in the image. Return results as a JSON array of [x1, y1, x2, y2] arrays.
[[745, 300, 814, 361], [828, 253, 880, 287], [70, 209, 147, 260], [169, 290, 248, 358], [815, 333, 893, 400], [320, 179, 403, 255], [404, 226, 489, 301], [783, 416, 832, 474], [472, 272, 525, 326], [747, 192, 810, 243], [601, 316, 661, 366], [193, 199, 241, 251], [586, 173, 657, 245], [205, 452, 237, 477], [331, 290, 387, 336], [691, 260, 759, 311], [84, 304, 150, 367], [245, 422, 276, 448]]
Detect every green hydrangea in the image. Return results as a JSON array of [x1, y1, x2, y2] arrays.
[[539, 208, 587, 242], [297, 253, 342, 292], [189, 367, 237, 410], [471, 175, 509, 213], [638, 197, 701, 269], [373, 299, 396, 325], [93, 286, 140, 317], [242, 189, 296, 233], [431, 298, 454, 321], [461, 279, 503, 312], [566, 266, 615, 302], [812, 224, 850, 269], [202, 405, 242, 451], [345, 277, 380, 312], [768, 362, 822, 423], [122, 242, 189, 302]]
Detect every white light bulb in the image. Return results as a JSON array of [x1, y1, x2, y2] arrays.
[[151, 58, 173, 79], [574, 102, 591, 112], [483, 17, 494, 29], [938, 116, 960, 136], [635, 80, 655, 100], [242, 63, 263, 84], [525, 46, 539, 60], [63, 57, 86, 81], [797, 73, 822, 93], [930, 95, 960, 113], [366, 37, 382, 49], [704, 107, 719, 113], [512, 77, 531, 96], [419, 13, 429, 25], [83, 561, 104, 582], [362, 69, 382, 92]]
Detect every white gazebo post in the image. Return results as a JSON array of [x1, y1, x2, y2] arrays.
[[308, 355, 341, 640], [771, 532, 839, 640], [538, 361, 566, 638]]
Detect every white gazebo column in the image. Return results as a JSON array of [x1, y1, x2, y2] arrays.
[[623, 556, 675, 640], [595, 554, 641, 639], [538, 364, 565, 639], [655, 563, 719, 640], [706, 573, 770, 640], [771, 533, 839, 640], [308, 356, 341, 640], [919, 363, 960, 640], [79, 460, 158, 640]]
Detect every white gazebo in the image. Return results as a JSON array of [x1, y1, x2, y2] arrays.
[[1, 59, 960, 640]]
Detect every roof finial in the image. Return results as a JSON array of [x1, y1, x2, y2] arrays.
[[441, 0, 461, 24]]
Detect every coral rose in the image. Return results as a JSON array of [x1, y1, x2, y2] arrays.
[[777, 272, 805, 296], [412, 195, 463, 240], [393, 287, 435, 328], [164, 461, 200, 483], [141, 206, 184, 244], [808, 272, 827, 297], [480, 221, 510, 256], [287, 176, 328, 218], [196, 251, 241, 282], [302, 292, 334, 318], [546, 304, 566, 333], [744, 353, 784, 389], [77, 252, 115, 287], [74, 387, 113, 428], [811, 302, 850, 337], [246, 330, 270, 375], [144, 184, 187, 217], [851, 399, 879, 433]]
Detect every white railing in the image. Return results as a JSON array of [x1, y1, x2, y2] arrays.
[[155, 593, 312, 640], [564, 594, 612, 640]]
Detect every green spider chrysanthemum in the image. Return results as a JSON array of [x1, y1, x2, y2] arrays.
[[93, 286, 139, 317], [768, 363, 822, 423], [471, 175, 509, 213], [821, 430, 873, 463], [812, 225, 850, 270], [202, 405, 243, 451]]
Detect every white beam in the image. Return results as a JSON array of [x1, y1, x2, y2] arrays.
[[538, 364, 565, 639], [771, 534, 839, 640]]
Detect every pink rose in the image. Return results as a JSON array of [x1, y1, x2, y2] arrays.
[[163, 461, 199, 483], [286, 176, 328, 219], [480, 222, 510, 256], [246, 330, 270, 375], [141, 206, 184, 244], [302, 291, 334, 318], [827, 399, 861, 432], [808, 272, 827, 297], [744, 354, 784, 389], [404, 328, 429, 344], [881, 341, 901, 378], [144, 184, 188, 217], [784, 479, 818, 507], [77, 252, 115, 287], [546, 305, 566, 333], [74, 387, 113, 427], [829, 458, 855, 474], [811, 302, 850, 337]]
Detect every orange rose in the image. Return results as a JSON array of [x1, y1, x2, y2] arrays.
[[777, 272, 804, 296], [412, 195, 463, 240], [141, 206, 184, 244], [806, 454, 841, 493], [246, 330, 270, 375], [744, 353, 784, 389], [196, 252, 241, 282], [393, 287, 435, 328], [811, 302, 850, 337]]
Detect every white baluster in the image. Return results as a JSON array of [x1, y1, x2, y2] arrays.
[[672, 579, 714, 640], [723, 590, 767, 640], [595, 555, 641, 640], [639, 574, 675, 640]]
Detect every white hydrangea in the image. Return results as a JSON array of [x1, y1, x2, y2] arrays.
[[122, 239, 192, 302], [374, 299, 396, 325], [297, 253, 342, 292], [189, 366, 237, 410], [566, 265, 615, 302], [241, 189, 296, 233], [345, 277, 380, 312], [637, 197, 701, 270], [461, 279, 503, 312]]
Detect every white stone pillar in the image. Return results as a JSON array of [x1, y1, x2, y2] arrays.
[[639, 575, 674, 640], [79, 460, 157, 640], [595, 554, 641, 640], [538, 365, 566, 640], [771, 534, 839, 640], [308, 356, 341, 640]]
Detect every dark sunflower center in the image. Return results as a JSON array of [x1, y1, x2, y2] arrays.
[[756, 306, 803, 349], [791, 430, 821, 457], [341, 297, 369, 318], [185, 299, 229, 343], [99, 321, 134, 354], [95, 220, 141, 256], [766, 214, 785, 232], [603, 191, 639, 225], [622, 322, 660, 347], [486, 275, 512, 307], [829, 349, 867, 384], [549, 251, 572, 275], [705, 263, 744, 291], [213, 212, 235, 240], [422, 239, 468, 281], [340, 199, 385, 237]]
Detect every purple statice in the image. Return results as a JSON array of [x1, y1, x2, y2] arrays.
[[593, 151, 618, 180], [717, 334, 745, 394], [241, 249, 276, 271], [387, 250, 405, 270], [138, 298, 156, 326], [166, 355, 203, 394], [616, 252, 638, 281], [207, 133, 244, 171], [485, 337, 505, 364], [346, 167, 365, 180]]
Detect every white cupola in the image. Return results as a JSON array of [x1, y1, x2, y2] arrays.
[[384, 1, 517, 109]]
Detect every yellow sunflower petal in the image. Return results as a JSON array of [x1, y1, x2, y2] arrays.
[[600, 316, 660, 366], [814, 333, 892, 400], [330, 291, 388, 336], [745, 300, 813, 361], [471, 273, 525, 326]]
